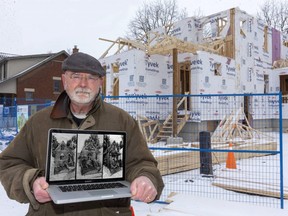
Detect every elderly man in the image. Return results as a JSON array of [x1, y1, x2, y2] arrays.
[[0, 52, 164, 215]]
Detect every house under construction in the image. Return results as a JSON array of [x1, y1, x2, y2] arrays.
[[98, 7, 288, 143]]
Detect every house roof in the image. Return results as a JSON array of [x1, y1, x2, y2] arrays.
[[0, 52, 17, 61], [0, 50, 69, 84]]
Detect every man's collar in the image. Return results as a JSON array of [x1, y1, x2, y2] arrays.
[[50, 91, 102, 119]]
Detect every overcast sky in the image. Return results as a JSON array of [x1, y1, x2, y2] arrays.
[[0, 0, 266, 58]]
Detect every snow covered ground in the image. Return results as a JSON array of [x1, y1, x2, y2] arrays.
[[0, 130, 287, 215]]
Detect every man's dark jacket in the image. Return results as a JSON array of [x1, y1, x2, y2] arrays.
[[0, 91, 164, 215]]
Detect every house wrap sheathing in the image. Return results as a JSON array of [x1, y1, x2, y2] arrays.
[[99, 7, 288, 124]]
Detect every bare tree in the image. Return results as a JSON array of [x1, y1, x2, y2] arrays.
[[126, 0, 188, 43], [257, 0, 288, 34]]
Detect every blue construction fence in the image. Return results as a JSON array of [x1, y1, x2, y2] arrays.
[[0, 93, 285, 209]]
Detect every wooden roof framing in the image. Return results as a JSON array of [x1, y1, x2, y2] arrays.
[[99, 37, 146, 58], [99, 7, 238, 59], [273, 59, 288, 68], [145, 32, 223, 55], [99, 32, 226, 58]]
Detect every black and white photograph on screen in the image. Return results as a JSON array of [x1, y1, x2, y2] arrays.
[[76, 134, 103, 179], [102, 134, 124, 178], [49, 133, 77, 181]]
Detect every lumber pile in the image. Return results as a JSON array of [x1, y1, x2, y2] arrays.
[[212, 171, 288, 199], [152, 108, 277, 175], [152, 140, 277, 175]]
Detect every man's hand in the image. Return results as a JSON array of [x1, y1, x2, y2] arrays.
[[32, 177, 51, 203], [130, 176, 157, 203]]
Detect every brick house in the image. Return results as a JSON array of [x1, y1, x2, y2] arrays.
[[0, 50, 69, 106]]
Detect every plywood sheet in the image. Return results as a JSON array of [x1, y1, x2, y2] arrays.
[[212, 176, 288, 199]]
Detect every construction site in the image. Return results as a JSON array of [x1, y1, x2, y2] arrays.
[[98, 7, 287, 203], [98, 6, 288, 141], [99, 7, 288, 95], [0, 4, 287, 213]]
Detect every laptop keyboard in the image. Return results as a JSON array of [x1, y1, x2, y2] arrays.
[[59, 182, 126, 192]]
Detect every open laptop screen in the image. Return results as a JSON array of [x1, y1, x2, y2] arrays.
[[46, 129, 126, 184]]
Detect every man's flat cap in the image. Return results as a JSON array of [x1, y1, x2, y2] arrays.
[[62, 52, 106, 76]]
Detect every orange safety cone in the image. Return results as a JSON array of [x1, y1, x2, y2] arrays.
[[226, 142, 237, 169], [130, 206, 135, 216]]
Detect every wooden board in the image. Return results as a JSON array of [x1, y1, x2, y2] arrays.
[[153, 141, 277, 175], [212, 176, 288, 199]]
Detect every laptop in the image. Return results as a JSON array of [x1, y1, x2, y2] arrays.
[[45, 128, 131, 204]]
